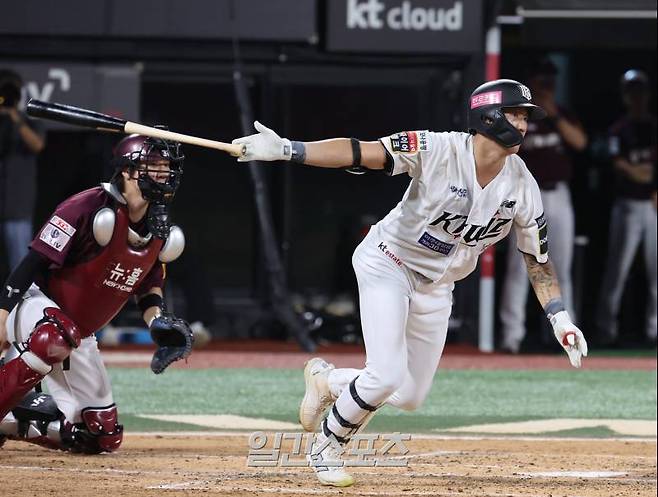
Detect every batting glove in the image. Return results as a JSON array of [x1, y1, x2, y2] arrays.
[[550, 311, 588, 368], [231, 121, 292, 163]]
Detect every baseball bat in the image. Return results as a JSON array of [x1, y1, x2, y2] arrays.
[[26, 99, 245, 157]]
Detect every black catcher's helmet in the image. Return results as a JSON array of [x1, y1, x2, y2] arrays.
[[111, 131, 184, 204], [467, 79, 547, 148]]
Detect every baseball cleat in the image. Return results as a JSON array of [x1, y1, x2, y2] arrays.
[[299, 357, 335, 432], [307, 432, 354, 487]]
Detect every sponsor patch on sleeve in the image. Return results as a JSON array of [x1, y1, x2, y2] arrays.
[[49, 215, 76, 237], [38, 215, 76, 252], [538, 223, 548, 255], [389, 131, 429, 154], [535, 212, 546, 228], [418, 232, 454, 256], [39, 224, 71, 252]]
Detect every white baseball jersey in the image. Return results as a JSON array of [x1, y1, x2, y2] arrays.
[[374, 130, 548, 284]]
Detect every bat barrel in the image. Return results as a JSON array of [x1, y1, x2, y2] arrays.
[[26, 99, 127, 131]]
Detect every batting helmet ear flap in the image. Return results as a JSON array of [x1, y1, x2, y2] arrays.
[[482, 108, 524, 148], [468, 79, 545, 148]]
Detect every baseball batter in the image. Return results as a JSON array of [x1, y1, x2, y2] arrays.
[[233, 78, 588, 487], [0, 134, 193, 453]]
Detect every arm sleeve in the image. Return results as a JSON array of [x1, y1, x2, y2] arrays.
[[513, 175, 549, 264], [0, 250, 50, 312], [378, 130, 433, 177]]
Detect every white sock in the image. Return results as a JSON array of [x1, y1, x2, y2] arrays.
[[328, 368, 361, 398]]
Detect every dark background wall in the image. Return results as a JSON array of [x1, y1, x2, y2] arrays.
[[1, 0, 655, 345]]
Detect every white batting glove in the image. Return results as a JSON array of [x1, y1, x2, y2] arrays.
[[231, 121, 292, 163], [550, 311, 588, 368]]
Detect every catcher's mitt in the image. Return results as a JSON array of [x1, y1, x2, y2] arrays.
[[149, 313, 194, 374]]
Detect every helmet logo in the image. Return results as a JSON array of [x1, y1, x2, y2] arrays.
[[519, 84, 532, 101], [470, 90, 502, 109]]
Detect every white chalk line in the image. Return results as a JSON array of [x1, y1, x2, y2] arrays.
[[3, 464, 654, 485], [129, 431, 657, 443], [144, 483, 548, 496]]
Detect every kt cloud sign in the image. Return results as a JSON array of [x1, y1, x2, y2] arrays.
[[327, 0, 483, 54]]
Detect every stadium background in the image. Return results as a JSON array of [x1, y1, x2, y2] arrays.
[[0, 2, 656, 496]]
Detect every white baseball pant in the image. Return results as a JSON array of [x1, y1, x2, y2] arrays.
[[2, 284, 115, 424], [323, 228, 452, 440]]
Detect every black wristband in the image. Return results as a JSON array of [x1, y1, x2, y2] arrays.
[[138, 293, 164, 314], [290, 141, 306, 163], [350, 138, 362, 168], [543, 298, 565, 318]]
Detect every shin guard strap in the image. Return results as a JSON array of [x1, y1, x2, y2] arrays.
[[349, 377, 378, 412], [20, 351, 52, 376]]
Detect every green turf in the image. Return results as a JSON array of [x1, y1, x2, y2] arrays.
[[108, 368, 656, 436]]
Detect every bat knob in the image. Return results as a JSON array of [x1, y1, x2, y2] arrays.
[[240, 144, 247, 157]]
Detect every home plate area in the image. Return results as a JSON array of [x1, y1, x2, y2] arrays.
[[0, 433, 655, 497]]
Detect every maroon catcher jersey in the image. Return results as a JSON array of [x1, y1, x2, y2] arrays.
[[30, 186, 165, 337]]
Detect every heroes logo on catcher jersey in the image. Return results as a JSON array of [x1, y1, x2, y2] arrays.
[[390, 131, 429, 154], [39, 215, 76, 252]]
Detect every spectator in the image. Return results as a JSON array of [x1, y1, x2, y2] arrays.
[[0, 69, 46, 270], [597, 69, 656, 347], [499, 57, 588, 353]]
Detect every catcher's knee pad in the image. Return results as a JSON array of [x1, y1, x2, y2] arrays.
[[0, 309, 80, 420], [61, 405, 123, 454], [25, 307, 81, 371]]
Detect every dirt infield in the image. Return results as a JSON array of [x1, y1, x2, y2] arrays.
[[102, 348, 658, 371], [1, 434, 655, 497]]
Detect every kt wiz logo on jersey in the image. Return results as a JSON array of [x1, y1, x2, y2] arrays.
[[429, 211, 511, 246]]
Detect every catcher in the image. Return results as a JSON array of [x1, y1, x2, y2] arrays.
[[0, 132, 193, 453]]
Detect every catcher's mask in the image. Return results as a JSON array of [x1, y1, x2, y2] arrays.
[[111, 131, 184, 239], [467, 79, 546, 148]]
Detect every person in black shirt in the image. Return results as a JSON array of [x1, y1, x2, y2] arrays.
[[0, 68, 46, 270], [597, 69, 657, 346]]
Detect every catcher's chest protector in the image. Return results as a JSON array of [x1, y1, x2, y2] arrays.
[[47, 206, 163, 338]]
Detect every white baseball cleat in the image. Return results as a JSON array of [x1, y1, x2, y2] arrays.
[[299, 357, 335, 432], [307, 432, 354, 487]]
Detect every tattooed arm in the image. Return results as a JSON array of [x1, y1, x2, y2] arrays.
[[523, 253, 561, 308], [523, 253, 588, 368]]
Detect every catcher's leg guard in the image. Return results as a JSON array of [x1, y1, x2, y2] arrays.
[[61, 405, 123, 454], [0, 391, 66, 450], [0, 308, 80, 420]]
